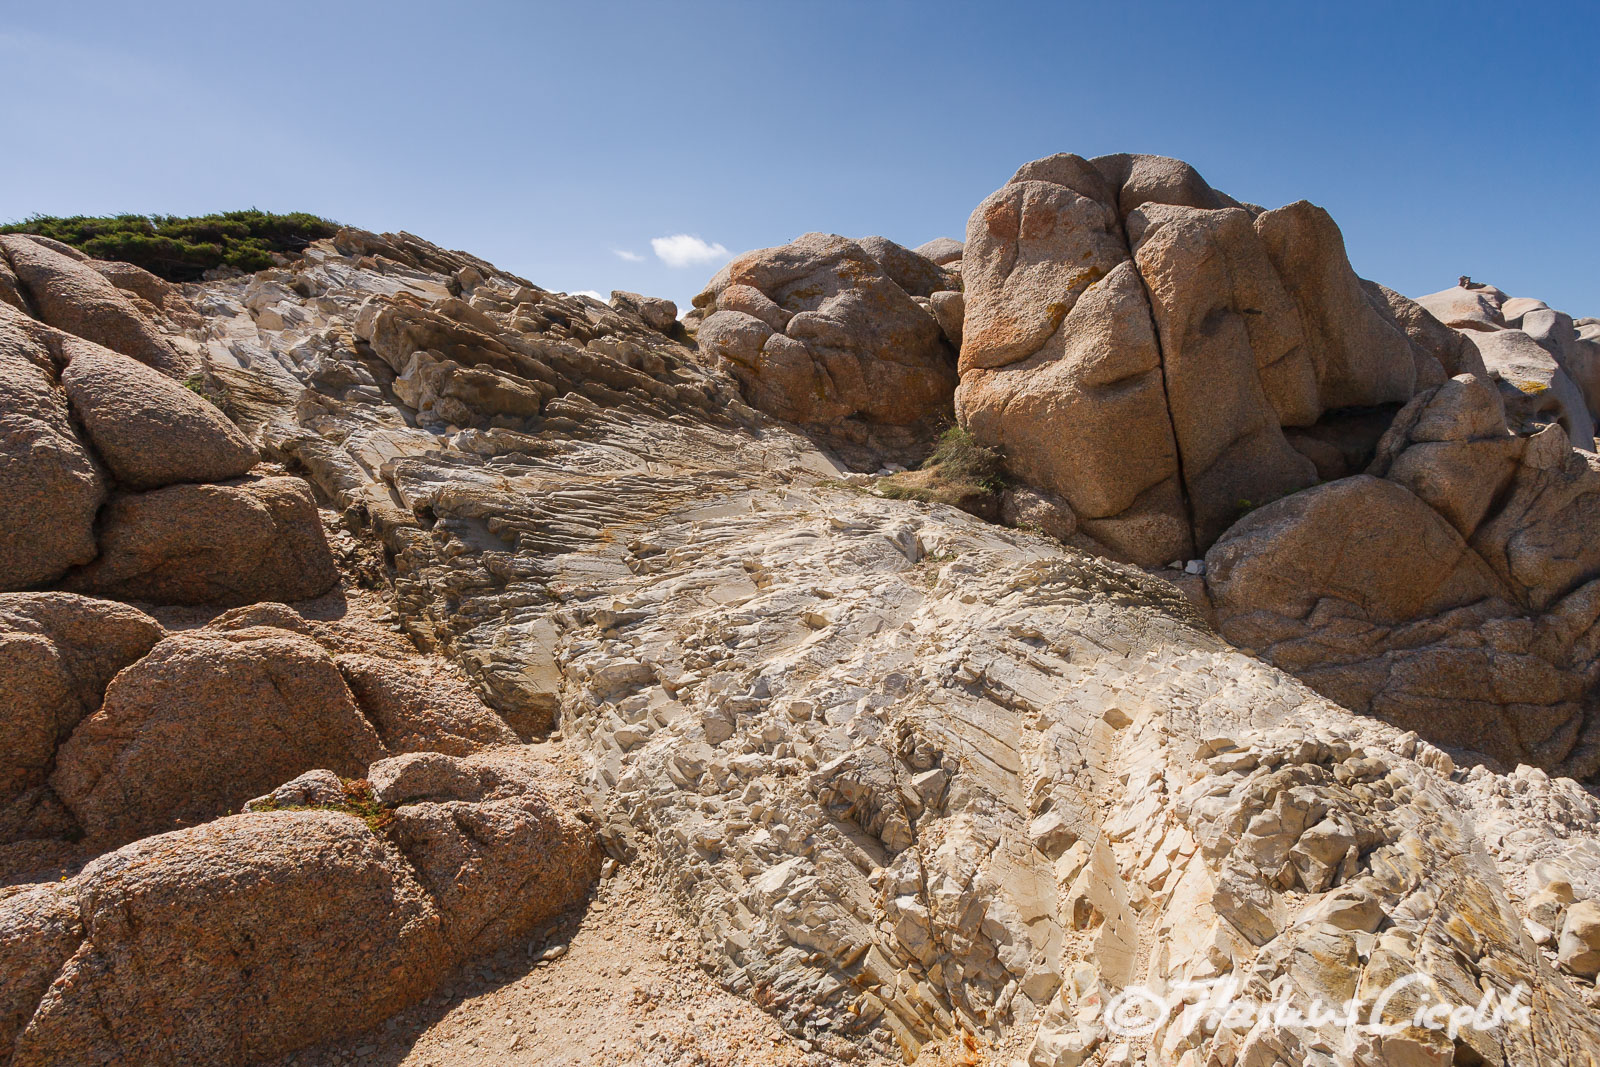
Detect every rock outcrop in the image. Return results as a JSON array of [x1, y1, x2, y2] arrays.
[[0, 308, 105, 589], [0, 594, 163, 848], [336, 652, 521, 754], [58, 338, 258, 490], [956, 153, 1477, 564], [61, 476, 338, 606], [1418, 280, 1600, 448], [913, 236, 963, 267], [0, 274, 333, 606], [1208, 378, 1600, 778], [934, 152, 1600, 784], [690, 233, 958, 456], [0, 235, 192, 377], [113, 221, 1599, 1066], [3, 757, 596, 1067], [50, 625, 387, 847], [609, 289, 678, 332]]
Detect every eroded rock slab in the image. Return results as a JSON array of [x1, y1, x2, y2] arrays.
[[63, 476, 339, 606], [50, 626, 386, 846]]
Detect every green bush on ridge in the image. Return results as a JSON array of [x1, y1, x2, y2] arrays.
[[0, 209, 340, 282]]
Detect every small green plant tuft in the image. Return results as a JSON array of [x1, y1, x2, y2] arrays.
[[877, 426, 1008, 521], [250, 778, 395, 834]]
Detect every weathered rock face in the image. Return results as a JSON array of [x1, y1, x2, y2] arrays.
[[7, 811, 447, 1067], [0, 596, 164, 788], [0, 307, 104, 589], [0, 884, 81, 1061], [1418, 281, 1600, 449], [0, 595, 163, 848], [0, 235, 191, 377], [959, 259, 1190, 562], [62, 476, 339, 606], [3, 778, 596, 1067], [1208, 374, 1600, 778], [50, 626, 387, 847], [957, 153, 1465, 563], [380, 749, 601, 958], [133, 224, 1600, 1066], [913, 236, 963, 266], [0, 593, 595, 1063], [58, 338, 258, 490], [690, 232, 957, 446], [335, 652, 520, 754], [0, 276, 334, 607], [4, 214, 1600, 1067], [533, 487, 1600, 1066], [942, 152, 1600, 786], [609, 289, 678, 332]]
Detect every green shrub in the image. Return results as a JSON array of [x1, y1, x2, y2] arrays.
[[922, 426, 1006, 493], [0, 209, 340, 282], [877, 425, 1008, 520], [246, 778, 394, 834]]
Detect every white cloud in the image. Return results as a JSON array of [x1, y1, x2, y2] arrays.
[[652, 234, 730, 268], [570, 289, 606, 302], [613, 249, 645, 262]]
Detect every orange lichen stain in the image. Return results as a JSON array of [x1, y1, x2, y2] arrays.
[[984, 199, 1020, 241]]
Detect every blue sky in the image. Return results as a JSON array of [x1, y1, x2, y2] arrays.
[[1, 1, 1594, 315]]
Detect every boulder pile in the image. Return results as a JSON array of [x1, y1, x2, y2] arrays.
[[690, 232, 962, 462], [0, 235, 338, 607], [0, 230, 606, 1065], [937, 153, 1600, 780], [0, 595, 599, 1065], [1417, 280, 1600, 445]]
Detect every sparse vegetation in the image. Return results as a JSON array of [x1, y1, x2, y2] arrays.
[[813, 477, 873, 495], [912, 548, 962, 586], [182, 371, 229, 413], [248, 778, 395, 834], [0, 210, 340, 282], [877, 425, 1007, 520]]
